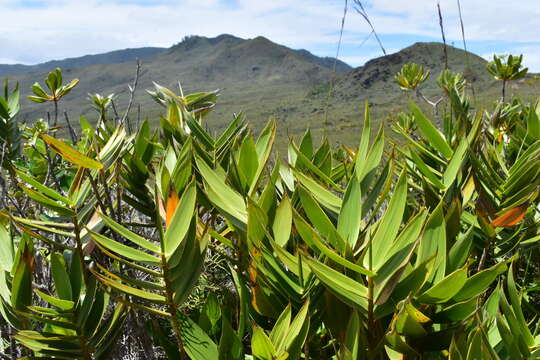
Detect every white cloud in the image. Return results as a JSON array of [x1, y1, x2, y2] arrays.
[[0, 58, 22, 64], [1, 0, 540, 70]]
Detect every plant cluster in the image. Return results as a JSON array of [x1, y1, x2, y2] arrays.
[[0, 57, 538, 359]]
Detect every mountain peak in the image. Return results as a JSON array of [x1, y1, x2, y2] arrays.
[[351, 41, 489, 87], [169, 34, 243, 52]]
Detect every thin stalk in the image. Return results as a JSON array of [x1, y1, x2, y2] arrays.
[[53, 99, 59, 128], [456, 0, 476, 101], [99, 170, 118, 220], [72, 215, 89, 285], [64, 111, 78, 143], [160, 253, 186, 359], [323, 0, 348, 134], [367, 232, 375, 358], [115, 162, 123, 222], [476, 236, 493, 273], [437, 2, 448, 70]]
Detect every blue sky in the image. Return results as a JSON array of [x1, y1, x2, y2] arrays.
[[2, 0, 540, 71]]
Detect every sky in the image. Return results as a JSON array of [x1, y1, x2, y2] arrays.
[[1, 0, 540, 71]]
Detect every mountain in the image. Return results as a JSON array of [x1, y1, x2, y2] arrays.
[[332, 42, 492, 102], [293, 42, 538, 145], [0, 47, 166, 76], [2, 34, 349, 142], [2, 37, 538, 147], [295, 49, 351, 73]]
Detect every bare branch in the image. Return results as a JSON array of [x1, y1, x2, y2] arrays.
[[64, 111, 78, 143], [121, 59, 141, 133], [437, 2, 448, 70], [323, 0, 348, 130], [353, 0, 386, 55]]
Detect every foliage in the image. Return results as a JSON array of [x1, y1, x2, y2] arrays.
[[395, 62, 430, 91], [487, 54, 529, 100], [0, 59, 538, 360]]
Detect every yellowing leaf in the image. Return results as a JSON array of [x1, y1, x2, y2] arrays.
[[41, 134, 103, 170]]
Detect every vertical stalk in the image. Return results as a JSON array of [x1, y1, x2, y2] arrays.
[[53, 99, 58, 128], [160, 253, 186, 359], [476, 236, 493, 273], [72, 215, 88, 285], [367, 233, 375, 359], [71, 185, 91, 360]]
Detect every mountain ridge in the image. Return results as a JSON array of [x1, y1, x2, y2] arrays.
[[1, 34, 351, 76], [2, 35, 538, 148], [0, 47, 166, 76]]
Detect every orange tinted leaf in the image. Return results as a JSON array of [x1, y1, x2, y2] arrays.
[[491, 203, 528, 227], [165, 190, 179, 227]]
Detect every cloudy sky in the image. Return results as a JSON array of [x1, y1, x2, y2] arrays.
[[1, 0, 540, 70]]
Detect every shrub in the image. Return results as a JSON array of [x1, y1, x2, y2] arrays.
[[0, 62, 538, 359]]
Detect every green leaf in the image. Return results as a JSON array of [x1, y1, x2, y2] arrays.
[[270, 304, 292, 352], [410, 101, 453, 159], [99, 213, 160, 254], [283, 300, 310, 352], [252, 325, 275, 360], [417, 201, 446, 285], [417, 267, 468, 304], [465, 328, 484, 360], [164, 180, 197, 258], [19, 185, 75, 217], [432, 298, 476, 323], [442, 136, 468, 188], [0, 223, 14, 270], [337, 174, 362, 247], [342, 311, 361, 359], [238, 134, 259, 190], [453, 261, 507, 302], [368, 169, 408, 271], [195, 156, 247, 225], [355, 102, 372, 178], [41, 134, 103, 170], [249, 120, 276, 196], [295, 171, 341, 213], [178, 313, 219, 360], [294, 213, 375, 276], [16, 170, 72, 206], [357, 123, 385, 183], [447, 228, 474, 273], [291, 141, 341, 191], [34, 289, 74, 311], [30, 82, 48, 98], [273, 195, 292, 247], [507, 263, 534, 346], [395, 302, 429, 337], [297, 186, 346, 253], [90, 231, 161, 264], [305, 256, 368, 311], [50, 253, 73, 301], [11, 241, 33, 311], [93, 271, 166, 304], [408, 149, 445, 189]]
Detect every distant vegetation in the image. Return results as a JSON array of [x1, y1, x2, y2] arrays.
[[0, 49, 539, 359]]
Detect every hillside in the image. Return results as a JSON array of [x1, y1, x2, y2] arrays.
[[300, 42, 540, 145], [0, 47, 166, 76], [2, 34, 351, 146], [2, 37, 539, 148]]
